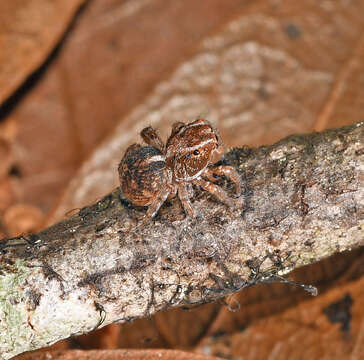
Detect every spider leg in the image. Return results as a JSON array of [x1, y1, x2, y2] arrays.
[[186, 182, 194, 198], [202, 165, 241, 196], [194, 178, 235, 208], [177, 183, 195, 217], [167, 185, 177, 200], [140, 126, 165, 152], [170, 122, 185, 137], [139, 185, 172, 227]]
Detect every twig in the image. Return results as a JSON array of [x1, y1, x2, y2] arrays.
[[0, 122, 363, 359]]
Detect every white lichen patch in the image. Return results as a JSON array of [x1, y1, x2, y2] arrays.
[[270, 148, 287, 160], [0, 260, 99, 360], [30, 285, 98, 339], [0, 260, 41, 359]]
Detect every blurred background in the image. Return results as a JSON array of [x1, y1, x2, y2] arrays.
[[1, 1, 363, 359]]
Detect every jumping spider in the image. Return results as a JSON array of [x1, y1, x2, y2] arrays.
[[118, 118, 241, 226]]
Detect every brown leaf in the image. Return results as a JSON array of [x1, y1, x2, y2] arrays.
[[314, 36, 364, 131], [0, 0, 85, 236], [201, 249, 364, 336], [0, 178, 17, 213], [2, 203, 44, 237], [0, 137, 13, 179], [152, 304, 221, 348], [195, 277, 364, 360], [0, 0, 86, 105], [15, 349, 222, 360]]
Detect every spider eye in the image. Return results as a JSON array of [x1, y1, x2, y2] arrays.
[[193, 149, 200, 156]]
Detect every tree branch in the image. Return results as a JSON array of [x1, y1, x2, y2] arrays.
[[1, 122, 363, 359]]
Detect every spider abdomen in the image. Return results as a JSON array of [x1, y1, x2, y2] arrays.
[[119, 144, 169, 206]]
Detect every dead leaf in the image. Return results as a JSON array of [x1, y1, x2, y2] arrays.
[[202, 249, 364, 336], [153, 304, 221, 348], [2, 203, 44, 237], [0, 0, 86, 105], [195, 276, 364, 360], [0, 137, 12, 179], [15, 349, 222, 360], [0, 178, 17, 213]]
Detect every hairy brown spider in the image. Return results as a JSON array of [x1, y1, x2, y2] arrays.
[[118, 118, 241, 226]]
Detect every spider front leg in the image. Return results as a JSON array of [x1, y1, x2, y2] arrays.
[[177, 183, 195, 217], [194, 178, 235, 208], [139, 185, 173, 227], [141, 126, 165, 152], [202, 165, 241, 196]]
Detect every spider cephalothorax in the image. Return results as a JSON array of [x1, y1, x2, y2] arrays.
[[118, 119, 241, 225]]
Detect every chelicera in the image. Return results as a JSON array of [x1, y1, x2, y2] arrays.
[[118, 118, 241, 226]]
